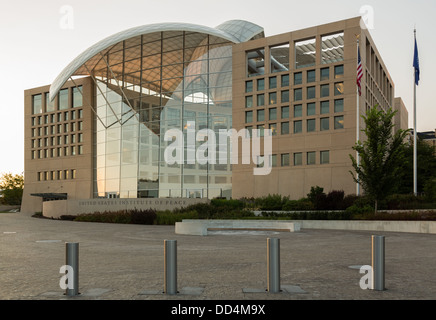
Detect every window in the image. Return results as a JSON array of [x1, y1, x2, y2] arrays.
[[257, 109, 265, 121], [321, 33, 344, 64], [78, 109, 83, 119], [281, 153, 290, 167], [281, 106, 289, 119], [57, 113, 62, 122], [257, 124, 265, 137], [78, 133, 83, 143], [294, 120, 302, 134], [72, 169, 77, 179], [269, 123, 277, 136], [269, 92, 277, 105], [307, 86, 316, 100], [45, 92, 55, 112], [246, 81, 253, 93], [334, 116, 344, 129], [307, 70, 316, 83], [71, 110, 76, 120], [32, 94, 42, 114], [294, 72, 302, 85], [294, 153, 303, 166], [334, 65, 344, 78], [307, 119, 316, 132], [245, 96, 253, 108], [281, 122, 290, 135], [245, 126, 253, 138], [321, 101, 330, 114], [257, 94, 265, 106], [71, 146, 76, 156], [334, 99, 344, 113], [73, 86, 83, 108], [320, 151, 330, 164], [281, 90, 289, 103], [269, 154, 278, 167], [78, 121, 83, 131], [257, 78, 265, 91], [64, 111, 69, 121], [269, 108, 277, 121], [307, 152, 316, 165], [321, 84, 330, 98], [247, 49, 265, 77], [270, 43, 290, 73], [64, 170, 69, 180], [245, 111, 253, 123], [307, 103, 316, 116], [334, 82, 344, 96], [320, 118, 330, 131], [281, 74, 290, 87], [294, 88, 302, 101], [321, 67, 330, 81], [295, 38, 316, 69], [78, 145, 83, 155], [294, 105, 303, 118], [59, 89, 69, 110], [269, 76, 277, 89]]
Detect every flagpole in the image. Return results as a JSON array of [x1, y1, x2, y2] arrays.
[[413, 28, 418, 196], [356, 35, 361, 196]]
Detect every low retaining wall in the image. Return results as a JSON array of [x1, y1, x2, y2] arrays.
[[43, 198, 209, 219], [298, 220, 436, 235]]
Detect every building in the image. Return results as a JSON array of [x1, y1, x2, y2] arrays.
[[21, 17, 409, 215], [419, 130, 436, 155]]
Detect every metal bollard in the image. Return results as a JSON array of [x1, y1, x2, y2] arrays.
[[65, 242, 79, 296], [164, 240, 177, 295], [267, 238, 280, 293], [372, 235, 385, 291]]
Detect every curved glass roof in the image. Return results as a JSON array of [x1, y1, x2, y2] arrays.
[[50, 20, 264, 100]]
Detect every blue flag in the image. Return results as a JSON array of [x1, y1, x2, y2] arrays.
[[414, 37, 420, 86]]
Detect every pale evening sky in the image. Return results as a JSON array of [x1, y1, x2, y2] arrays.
[[0, 0, 434, 175]]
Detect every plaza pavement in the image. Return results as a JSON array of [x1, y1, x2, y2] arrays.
[[1, 212, 436, 301]]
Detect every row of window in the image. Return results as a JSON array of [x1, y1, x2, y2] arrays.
[[37, 169, 77, 182], [31, 145, 84, 159], [245, 82, 344, 108], [32, 87, 83, 115], [31, 109, 83, 126], [246, 100, 344, 122], [259, 151, 330, 168], [246, 65, 344, 92], [246, 116, 344, 136], [31, 121, 83, 138], [31, 134, 84, 149]]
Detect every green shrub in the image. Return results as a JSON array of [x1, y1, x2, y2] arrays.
[[345, 205, 374, 215], [255, 194, 288, 211], [130, 209, 157, 225], [282, 199, 314, 211]]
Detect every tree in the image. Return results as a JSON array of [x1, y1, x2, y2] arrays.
[[349, 106, 410, 213], [0, 172, 24, 205]]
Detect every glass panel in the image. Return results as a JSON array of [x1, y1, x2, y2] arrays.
[[281, 122, 289, 135], [334, 99, 344, 113], [247, 49, 265, 77], [307, 86, 316, 100], [294, 120, 302, 133], [270, 43, 290, 73], [321, 101, 330, 114], [281, 90, 289, 103], [320, 118, 330, 131], [295, 38, 316, 69], [334, 82, 344, 96], [281, 74, 289, 87], [257, 124, 265, 137], [334, 65, 344, 78], [59, 89, 69, 110], [257, 78, 265, 91], [269, 92, 277, 105], [307, 70, 316, 83], [246, 81, 253, 93], [281, 106, 289, 119], [294, 153, 302, 166], [73, 86, 83, 108], [257, 94, 265, 106], [245, 96, 253, 108], [334, 116, 344, 129], [320, 67, 330, 81], [269, 76, 277, 89], [281, 153, 290, 166], [294, 72, 302, 85], [307, 152, 316, 165], [294, 88, 302, 101], [307, 119, 316, 132], [32, 94, 42, 114], [294, 105, 302, 118], [321, 32, 344, 64], [269, 123, 277, 136], [320, 151, 330, 164], [257, 109, 265, 121], [245, 111, 253, 123], [307, 103, 316, 116], [269, 108, 277, 121], [321, 84, 329, 98], [45, 93, 55, 112]]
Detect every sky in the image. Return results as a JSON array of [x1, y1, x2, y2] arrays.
[[0, 0, 434, 175]]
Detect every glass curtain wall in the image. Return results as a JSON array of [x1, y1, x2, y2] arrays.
[[92, 31, 233, 199]]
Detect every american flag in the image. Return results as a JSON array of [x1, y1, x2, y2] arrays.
[[357, 46, 363, 96]]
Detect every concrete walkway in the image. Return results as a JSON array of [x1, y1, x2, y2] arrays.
[[1, 212, 436, 300]]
